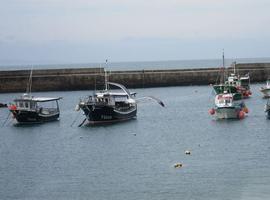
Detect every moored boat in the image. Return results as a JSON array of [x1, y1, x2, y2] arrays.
[[264, 99, 270, 119], [8, 67, 62, 124], [209, 92, 248, 119], [76, 71, 164, 126], [9, 94, 62, 123], [77, 82, 137, 125], [260, 80, 270, 98], [239, 74, 252, 98]]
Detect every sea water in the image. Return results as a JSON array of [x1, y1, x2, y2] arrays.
[[1, 84, 270, 200], [1, 57, 270, 71]]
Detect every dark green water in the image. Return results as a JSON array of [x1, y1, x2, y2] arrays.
[[1, 84, 270, 200]]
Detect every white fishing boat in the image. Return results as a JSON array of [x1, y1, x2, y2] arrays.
[[209, 92, 248, 119], [264, 99, 270, 119], [260, 80, 270, 98]]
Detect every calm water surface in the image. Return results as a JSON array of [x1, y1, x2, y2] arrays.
[[1, 57, 270, 71], [1, 84, 270, 200]]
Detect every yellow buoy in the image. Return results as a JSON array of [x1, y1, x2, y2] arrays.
[[174, 163, 183, 168]]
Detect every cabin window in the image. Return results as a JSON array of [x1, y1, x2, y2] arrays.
[[19, 102, 24, 108], [30, 101, 36, 109], [24, 102, 29, 108]]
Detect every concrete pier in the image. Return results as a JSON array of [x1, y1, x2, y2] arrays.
[[0, 63, 270, 93]]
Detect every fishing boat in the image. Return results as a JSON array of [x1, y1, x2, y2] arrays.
[[9, 94, 61, 123], [209, 92, 248, 119], [239, 74, 252, 98], [0, 103, 7, 108], [260, 80, 270, 98], [8, 68, 62, 124], [76, 71, 164, 126], [265, 99, 270, 119], [213, 62, 252, 99], [225, 70, 251, 99], [209, 52, 249, 119]]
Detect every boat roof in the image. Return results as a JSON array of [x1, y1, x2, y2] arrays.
[[240, 76, 249, 80], [95, 92, 129, 97], [14, 97, 62, 102]]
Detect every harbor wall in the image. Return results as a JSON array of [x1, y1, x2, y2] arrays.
[[0, 63, 270, 93]]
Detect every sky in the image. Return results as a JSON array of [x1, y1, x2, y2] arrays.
[[0, 0, 270, 65]]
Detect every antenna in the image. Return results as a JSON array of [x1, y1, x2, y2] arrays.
[[222, 49, 225, 68], [104, 59, 109, 91], [233, 61, 236, 75], [104, 69, 108, 91]]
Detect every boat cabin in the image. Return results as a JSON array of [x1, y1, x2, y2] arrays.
[[215, 93, 233, 107], [240, 75, 250, 89], [89, 92, 136, 107], [14, 95, 61, 115], [225, 74, 239, 86]]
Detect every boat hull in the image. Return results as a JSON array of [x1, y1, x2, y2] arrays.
[[215, 107, 241, 119], [260, 88, 270, 98], [10, 110, 60, 123], [80, 104, 137, 124], [266, 111, 270, 119]]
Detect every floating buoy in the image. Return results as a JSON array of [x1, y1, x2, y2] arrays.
[[238, 110, 245, 119], [9, 104, 17, 111], [209, 108, 215, 115], [174, 163, 183, 168], [185, 150, 191, 155]]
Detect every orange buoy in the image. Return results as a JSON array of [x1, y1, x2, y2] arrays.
[[209, 108, 215, 115], [238, 110, 245, 119], [9, 104, 17, 111]]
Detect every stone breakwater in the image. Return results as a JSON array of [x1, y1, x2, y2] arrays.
[[0, 63, 270, 93]]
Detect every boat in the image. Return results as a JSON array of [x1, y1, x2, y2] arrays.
[[209, 92, 248, 119], [265, 99, 270, 119], [209, 52, 249, 119], [76, 71, 164, 126], [260, 80, 270, 98], [9, 94, 62, 123], [0, 103, 7, 108], [8, 67, 62, 124], [239, 74, 252, 98], [213, 62, 252, 100]]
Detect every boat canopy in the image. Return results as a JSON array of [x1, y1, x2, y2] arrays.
[[14, 97, 62, 102]]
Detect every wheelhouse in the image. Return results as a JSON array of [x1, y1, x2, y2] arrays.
[[14, 96, 61, 113]]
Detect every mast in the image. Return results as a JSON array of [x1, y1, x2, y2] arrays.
[[220, 49, 225, 84], [26, 66, 33, 96], [222, 49, 225, 69]]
